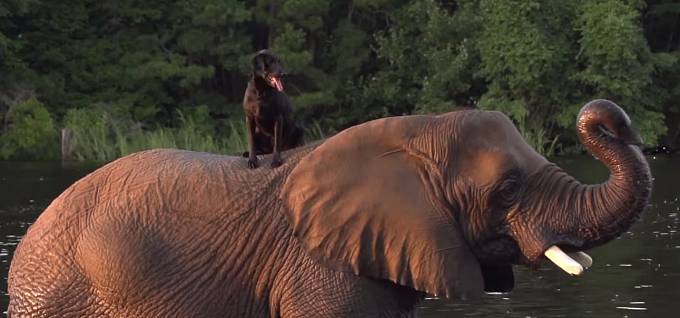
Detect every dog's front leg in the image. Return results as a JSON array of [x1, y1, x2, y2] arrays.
[[246, 116, 259, 169], [271, 115, 283, 168]]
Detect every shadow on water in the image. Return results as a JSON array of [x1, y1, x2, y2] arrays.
[[0, 156, 678, 317]]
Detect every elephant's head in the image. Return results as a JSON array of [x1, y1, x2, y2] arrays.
[[280, 100, 652, 300]]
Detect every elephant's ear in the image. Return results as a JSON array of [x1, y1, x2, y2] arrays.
[[280, 116, 484, 300]]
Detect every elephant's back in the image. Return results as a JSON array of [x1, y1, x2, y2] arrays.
[[18, 146, 318, 252], [31, 149, 287, 223], [9, 146, 318, 316], [27, 145, 319, 230]]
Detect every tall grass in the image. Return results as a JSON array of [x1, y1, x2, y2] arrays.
[[65, 109, 249, 162], [511, 115, 561, 157], [64, 108, 117, 161], [221, 121, 248, 154], [67, 107, 563, 162], [521, 129, 560, 157], [305, 121, 326, 141], [124, 111, 245, 155], [64, 106, 335, 162]]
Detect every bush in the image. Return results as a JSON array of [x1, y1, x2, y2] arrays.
[[64, 107, 117, 162], [0, 98, 59, 160]]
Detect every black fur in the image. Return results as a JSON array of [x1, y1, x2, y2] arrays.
[[242, 50, 304, 168]]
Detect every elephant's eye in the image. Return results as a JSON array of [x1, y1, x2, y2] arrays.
[[494, 176, 520, 208]]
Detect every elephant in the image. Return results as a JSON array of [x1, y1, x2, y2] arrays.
[[7, 99, 651, 317]]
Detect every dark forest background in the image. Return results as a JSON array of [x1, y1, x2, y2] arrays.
[[0, 0, 678, 161]]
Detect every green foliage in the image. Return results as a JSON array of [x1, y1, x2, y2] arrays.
[[0, 0, 678, 160], [304, 121, 327, 142], [126, 107, 235, 155], [64, 108, 117, 162], [0, 98, 58, 160], [63, 105, 246, 162], [477, 0, 577, 124], [365, 0, 481, 120], [574, 0, 667, 143]]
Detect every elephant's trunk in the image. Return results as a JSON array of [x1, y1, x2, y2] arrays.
[[514, 100, 652, 265], [571, 100, 652, 248]]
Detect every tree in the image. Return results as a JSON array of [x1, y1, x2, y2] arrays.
[[574, 0, 670, 144], [0, 0, 677, 160]]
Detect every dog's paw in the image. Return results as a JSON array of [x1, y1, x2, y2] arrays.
[[248, 157, 259, 169], [270, 155, 283, 168]]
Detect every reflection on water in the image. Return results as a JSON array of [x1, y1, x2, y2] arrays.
[[0, 156, 678, 316]]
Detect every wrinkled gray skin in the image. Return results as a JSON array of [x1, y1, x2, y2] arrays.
[[8, 100, 651, 317]]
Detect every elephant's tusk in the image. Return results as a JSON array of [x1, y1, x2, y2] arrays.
[[544, 246, 584, 276], [568, 251, 593, 269]]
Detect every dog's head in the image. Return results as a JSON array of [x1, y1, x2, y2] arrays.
[[252, 49, 285, 92]]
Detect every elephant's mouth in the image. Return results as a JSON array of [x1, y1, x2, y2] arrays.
[[508, 222, 594, 276], [506, 234, 594, 276], [480, 235, 593, 276], [476, 235, 522, 264]]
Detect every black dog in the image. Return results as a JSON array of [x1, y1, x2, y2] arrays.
[[243, 50, 304, 168]]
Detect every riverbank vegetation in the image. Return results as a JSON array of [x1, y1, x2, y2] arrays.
[[1, 0, 678, 161]]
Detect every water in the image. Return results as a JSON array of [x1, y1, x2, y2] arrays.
[[0, 156, 678, 317], [0, 161, 98, 313]]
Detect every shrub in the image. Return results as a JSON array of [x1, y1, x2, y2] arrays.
[[0, 98, 59, 160]]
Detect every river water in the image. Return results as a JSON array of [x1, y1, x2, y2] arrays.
[[0, 155, 678, 317]]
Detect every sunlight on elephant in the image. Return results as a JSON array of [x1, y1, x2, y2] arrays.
[[7, 100, 651, 317]]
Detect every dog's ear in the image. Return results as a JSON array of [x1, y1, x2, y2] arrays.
[[252, 54, 266, 77]]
